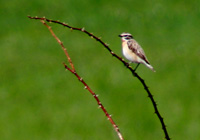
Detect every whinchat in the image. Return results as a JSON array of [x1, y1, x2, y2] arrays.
[[119, 32, 155, 72]]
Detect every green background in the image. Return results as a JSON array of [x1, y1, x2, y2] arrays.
[[1, 0, 200, 139]]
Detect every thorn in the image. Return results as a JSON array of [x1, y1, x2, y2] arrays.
[[79, 77, 83, 81], [70, 28, 73, 31], [93, 94, 99, 97], [43, 16, 46, 19], [84, 86, 88, 89], [98, 102, 102, 108], [110, 51, 114, 54], [114, 124, 119, 129], [105, 43, 109, 46], [81, 27, 85, 31], [109, 114, 112, 117], [98, 37, 102, 39], [91, 36, 93, 39]]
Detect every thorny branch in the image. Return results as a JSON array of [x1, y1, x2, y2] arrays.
[[63, 63, 123, 140], [40, 20, 75, 71], [28, 16, 170, 140], [39, 19, 124, 140]]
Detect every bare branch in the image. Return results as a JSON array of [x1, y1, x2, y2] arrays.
[[40, 20, 75, 71], [28, 16, 170, 140], [37, 19, 124, 140], [63, 63, 124, 140]]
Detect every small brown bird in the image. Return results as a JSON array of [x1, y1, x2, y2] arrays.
[[119, 32, 155, 72]]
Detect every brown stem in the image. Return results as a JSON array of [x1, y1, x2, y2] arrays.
[[40, 20, 75, 71], [28, 16, 170, 140], [35, 18, 124, 140], [63, 63, 124, 140]]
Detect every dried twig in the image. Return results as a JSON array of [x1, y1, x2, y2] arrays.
[[28, 16, 170, 140], [40, 20, 75, 71], [39, 19, 124, 140], [63, 63, 124, 140]]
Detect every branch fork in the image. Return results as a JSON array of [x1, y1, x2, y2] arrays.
[[28, 16, 170, 140]]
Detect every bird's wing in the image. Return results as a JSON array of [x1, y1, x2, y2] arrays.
[[127, 40, 150, 64]]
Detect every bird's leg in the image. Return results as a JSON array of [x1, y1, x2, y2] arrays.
[[134, 63, 140, 72]]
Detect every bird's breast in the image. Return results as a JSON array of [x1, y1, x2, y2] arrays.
[[122, 43, 138, 63]]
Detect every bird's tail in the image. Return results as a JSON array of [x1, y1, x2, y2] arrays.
[[145, 63, 156, 72]]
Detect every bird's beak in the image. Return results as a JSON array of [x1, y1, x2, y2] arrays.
[[118, 35, 122, 37]]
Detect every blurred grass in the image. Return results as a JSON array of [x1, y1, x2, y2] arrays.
[[0, 0, 200, 139]]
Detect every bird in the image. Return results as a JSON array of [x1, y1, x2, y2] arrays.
[[119, 32, 155, 72]]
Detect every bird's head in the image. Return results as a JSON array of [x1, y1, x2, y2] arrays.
[[118, 32, 133, 41]]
